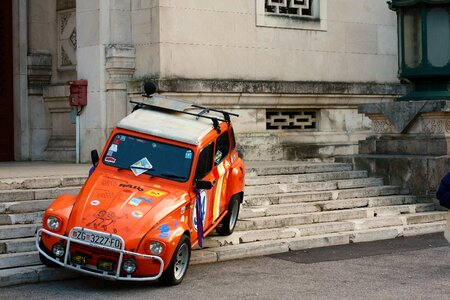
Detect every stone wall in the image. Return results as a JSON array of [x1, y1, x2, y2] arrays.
[[128, 79, 406, 161]]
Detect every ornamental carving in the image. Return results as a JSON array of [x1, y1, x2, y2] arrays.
[[372, 120, 394, 133], [57, 9, 76, 70], [421, 119, 445, 134]]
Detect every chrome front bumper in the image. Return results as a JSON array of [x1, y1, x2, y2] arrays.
[[36, 227, 164, 281]]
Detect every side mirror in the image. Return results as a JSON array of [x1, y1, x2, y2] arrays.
[[91, 149, 99, 166], [195, 180, 213, 190]]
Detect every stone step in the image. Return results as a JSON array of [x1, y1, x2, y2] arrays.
[[0, 237, 36, 254], [0, 224, 39, 240], [246, 162, 353, 176], [192, 222, 446, 265], [236, 208, 372, 231], [245, 177, 384, 196], [244, 185, 402, 207], [0, 199, 52, 214], [245, 170, 368, 186], [239, 196, 429, 219], [0, 251, 40, 270], [0, 212, 43, 225], [0, 186, 80, 202], [404, 211, 448, 225], [0, 176, 86, 191], [0, 265, 79, 288]]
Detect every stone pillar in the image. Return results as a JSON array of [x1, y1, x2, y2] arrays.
[[42, 85, 76, 161], [77, 0, 133, 162], [351, 100, 450, 201], [105, 44, 135, 134], [27, 52, 53, 160]]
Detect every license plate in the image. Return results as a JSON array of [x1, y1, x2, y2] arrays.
[[71, 229, 122, 250]]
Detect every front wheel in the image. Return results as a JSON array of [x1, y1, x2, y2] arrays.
[[159, 235, 191, 286], [216, 194, 241, 236]]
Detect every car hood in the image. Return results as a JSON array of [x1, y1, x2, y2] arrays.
[[66, 173, 189, 245]]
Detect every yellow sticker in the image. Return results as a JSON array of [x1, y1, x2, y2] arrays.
[[145, 189, 168, 198]]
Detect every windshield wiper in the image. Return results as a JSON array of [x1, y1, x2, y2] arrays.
[[118, 166, 154, 171], [159, 173, 186, 180], [117, 166, 155, 178]]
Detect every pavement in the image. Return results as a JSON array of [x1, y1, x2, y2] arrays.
[[1, 233, 449, 299], [0, 162, 90, 179]]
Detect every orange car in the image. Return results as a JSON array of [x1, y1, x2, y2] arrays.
[[36, 88, 245, 285]]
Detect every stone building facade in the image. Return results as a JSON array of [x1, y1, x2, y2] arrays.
[[3, 0, 404, 163]]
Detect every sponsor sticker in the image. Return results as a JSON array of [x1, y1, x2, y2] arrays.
[[224, 159, 231, 169], [136, 196, 153, 204], [113, 139, 120, 145], [131, 211, 143, 218], [91, 200, 100, 206], [145, 189, 168, 198], [130, 157, 152, 176], [214, 150, 223, 164], [105, 157, 116, 163], [107, 150, 114, 156], [109, 144, 118, 152], [185, 150, 193, 159], [128, 197, 142, 206]]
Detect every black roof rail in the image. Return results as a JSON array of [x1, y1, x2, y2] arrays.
[[130, 93, 239, 133]]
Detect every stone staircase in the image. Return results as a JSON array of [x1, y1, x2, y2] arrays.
[[191, 162, 447, 263], [0, 161, 446, 287]]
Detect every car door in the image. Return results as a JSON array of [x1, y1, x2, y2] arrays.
[[193, 142, 216, 235], [210, 130, 232, 224]]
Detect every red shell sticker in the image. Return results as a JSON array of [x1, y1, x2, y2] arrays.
[[105, 157, 116, 163]]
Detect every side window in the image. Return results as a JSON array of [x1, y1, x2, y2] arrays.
[[230, 127, 236, 150], [195, 142, 214, 180], [214, 131, 230, 166]]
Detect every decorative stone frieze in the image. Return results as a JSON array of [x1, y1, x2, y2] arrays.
[[27, 52, 52, 95], [105, 44, 136, 91], [57, 8, 76, 71]]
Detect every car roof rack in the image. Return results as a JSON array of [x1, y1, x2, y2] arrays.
[[130, 93, 239, 133]]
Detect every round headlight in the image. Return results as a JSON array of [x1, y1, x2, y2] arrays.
[[52, 243, 65, 258], [46, 216, 61, 231], [122, 259, 137, 274], [149, 241, 164, 255]]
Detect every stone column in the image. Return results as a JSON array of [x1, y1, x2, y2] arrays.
[[77, 0, 133, 162], [27, 52, 53, 160], [42, 85, 76, 161], [105, 44, 135, 134], [352, 100, 450, 201]]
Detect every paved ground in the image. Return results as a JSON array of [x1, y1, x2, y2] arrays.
[[1, 233, 449, 300], [0, 162, 90, 179]]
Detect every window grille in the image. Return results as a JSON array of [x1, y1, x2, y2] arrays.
[[265, 0, 314, 17], [266, 110, 317, 130]]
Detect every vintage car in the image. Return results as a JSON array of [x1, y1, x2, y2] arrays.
[[36, 85, 245, 285]]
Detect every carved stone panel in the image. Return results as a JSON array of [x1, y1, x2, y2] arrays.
[[57, 9, 76, 71]]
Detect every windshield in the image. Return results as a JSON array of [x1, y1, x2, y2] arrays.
[[102, 134, 193, 182]]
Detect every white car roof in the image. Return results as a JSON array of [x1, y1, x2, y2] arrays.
[[117, 107, 215, 145]]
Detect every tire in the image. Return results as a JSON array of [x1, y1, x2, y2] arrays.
[[216, 194, 241, 236], [159, 235, 191, 286]]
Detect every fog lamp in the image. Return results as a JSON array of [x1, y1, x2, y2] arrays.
[[71, 253, 87, 265], [149, 241, 163, 255], [52, 243, 65, 258], [98, 259, 114, 271], [122, 259, 137, 274]]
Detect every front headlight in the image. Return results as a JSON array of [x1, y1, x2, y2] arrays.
[[149, 241, 164, 255], [46, 216, 61, 231]]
